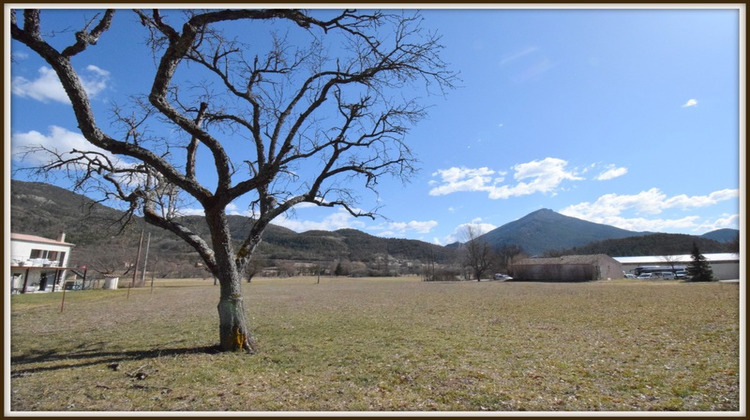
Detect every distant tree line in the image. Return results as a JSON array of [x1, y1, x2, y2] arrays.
[[544, 232, 737, 258]]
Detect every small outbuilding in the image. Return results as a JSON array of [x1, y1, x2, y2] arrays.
[[511, 254, 623, 282]]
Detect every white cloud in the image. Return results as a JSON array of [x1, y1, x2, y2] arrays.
[[225, 202, 241, 215], [560, 188, 739, 232], [273, 208, 367, 233], [12, 67, 70, 103], [379, 220, 439, 236], [11, 125, 115, 166], [436, 218, 497, 245], [663, 189, 739, 210], [697, 213, 740, 232], [595, 165, 628, 181], [429, 157, 582, 199], [11, 51, 29, 61], [428, 166, 500, 196], [681, 99, 698, 108], [178, 207, 206, 216], [12, 65, 110, 104], [589, 215, 702, 233]]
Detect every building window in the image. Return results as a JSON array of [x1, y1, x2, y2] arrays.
[[30, 249, 47, 259]]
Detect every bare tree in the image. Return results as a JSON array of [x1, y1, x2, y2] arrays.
[[462, 225, 492, 282], [11, 8, 456, 352], [661, 254, 681, 272], [84, 240, 137, 278], [495, 244, 525, 273]]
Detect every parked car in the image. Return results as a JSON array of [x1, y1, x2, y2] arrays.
[[625, 273, 637, 279], [675, 271, 688, 279], [661, 271, 675, 280], [493, 273, 513, 281], [637, 273, 653, 279]]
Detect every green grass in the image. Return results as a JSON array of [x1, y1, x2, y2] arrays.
[[9, 277, 741, 412]]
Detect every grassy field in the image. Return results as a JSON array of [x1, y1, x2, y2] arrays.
[[8, 277, 741, 412]]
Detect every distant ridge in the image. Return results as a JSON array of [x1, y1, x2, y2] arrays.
[[9, 180, 455, 278], [478, 208, 648, 256], [701, 228, 740, 243], [554, 232, 733, 257]]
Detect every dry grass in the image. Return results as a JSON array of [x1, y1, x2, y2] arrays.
[[9, 277, 741, 412]]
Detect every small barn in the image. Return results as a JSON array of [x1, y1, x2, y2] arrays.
[[512, 254, 623, 282]]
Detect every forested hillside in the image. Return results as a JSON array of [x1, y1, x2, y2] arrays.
[[549, 232, 737, 257], [10, 180, 456, 279]]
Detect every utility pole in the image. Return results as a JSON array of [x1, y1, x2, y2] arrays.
[[132, 230, 144, 288], [141, 231, 151, 288]]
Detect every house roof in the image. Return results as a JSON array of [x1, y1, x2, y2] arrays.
[[613, 253, 739, 264], [515, 254, 619, 266], [10, 233, 75, 247]]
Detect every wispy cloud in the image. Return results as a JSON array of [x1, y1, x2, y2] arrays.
[[499, 46, 539, 66], [560, 188, 739, 232], [595, 165, 628, 181], [498, 46, 555, 83], [681, 98, 698, 108], [513, 56, 555, 83], [429, 157, 583, 199], [12, 65, 110, 104]]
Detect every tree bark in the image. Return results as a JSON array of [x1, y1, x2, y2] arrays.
[[205, 206, 257, 352], [217, 282, 256, 352], [213, 251, 256, 352]]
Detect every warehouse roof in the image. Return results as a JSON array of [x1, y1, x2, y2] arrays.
[[515, 254, 619, 266], [613, 253, 739, 264]]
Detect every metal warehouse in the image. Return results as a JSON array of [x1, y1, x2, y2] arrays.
[[614, 253, 740, 281], [512, 254, 623, 282]]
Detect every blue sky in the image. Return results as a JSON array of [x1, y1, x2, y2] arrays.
[[8, 6, 742, 245]]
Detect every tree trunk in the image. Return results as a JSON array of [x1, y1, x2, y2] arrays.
[[206, 209, 257, 353], [216, 271, 257, 352]]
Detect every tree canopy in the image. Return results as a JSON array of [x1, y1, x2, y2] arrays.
[[11, 8, 457, 352]]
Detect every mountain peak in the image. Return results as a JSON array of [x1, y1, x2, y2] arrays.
[[480, 209, 644, 256], [529, 208, 555, 214], [522, 208, 563, 220]]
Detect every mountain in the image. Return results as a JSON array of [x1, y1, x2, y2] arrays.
[[9, 180, 456, 278], [478, 208, 648, 256], [10, 180, 131, 244], [701, 228, 740, 243]]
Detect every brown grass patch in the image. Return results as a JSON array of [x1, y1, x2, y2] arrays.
[[9, 277, 741, 412]]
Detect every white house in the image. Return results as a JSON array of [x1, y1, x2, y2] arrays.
[[614, 253, 740, 280], [10, 232, 75, 293]]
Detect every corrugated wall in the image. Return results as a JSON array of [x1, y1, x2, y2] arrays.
[[513, 263, 596, 282]]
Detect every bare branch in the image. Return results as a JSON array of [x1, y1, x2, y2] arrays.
[[61, 10, 116, 57], [13, 9, 457, 349]]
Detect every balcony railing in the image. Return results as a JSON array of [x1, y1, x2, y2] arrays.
[[12, 258, 60, 267]]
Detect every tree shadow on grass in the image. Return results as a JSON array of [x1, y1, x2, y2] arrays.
[[10, 344, 224, 377]]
